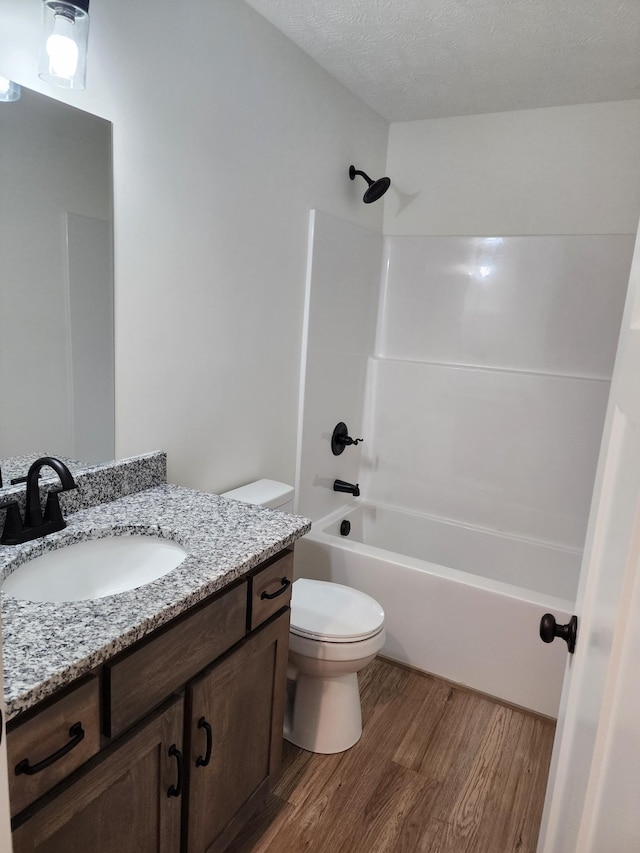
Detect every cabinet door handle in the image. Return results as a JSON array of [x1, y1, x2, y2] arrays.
[[15, 722, 84, 776], [195, 717, 212, 768], [260, 577, 291, 600], [167, 744, 184, 798]]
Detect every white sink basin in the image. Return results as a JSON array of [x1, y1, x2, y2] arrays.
[[1, 535, 188, 602]]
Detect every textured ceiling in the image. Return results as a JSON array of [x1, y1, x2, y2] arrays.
[[244, 0, 640, 121]]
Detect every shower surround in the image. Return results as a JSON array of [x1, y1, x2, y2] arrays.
[[366, 234, 631, 551], [295, 210, 634, 713]]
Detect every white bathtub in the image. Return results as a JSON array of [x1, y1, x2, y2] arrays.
[[294, 503, 579, 717]]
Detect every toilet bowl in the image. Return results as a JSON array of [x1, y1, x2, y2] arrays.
[[287, 578, 385, 753], [220, 479, 386, 754]]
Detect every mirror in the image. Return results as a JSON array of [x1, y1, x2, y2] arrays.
[[0, 85, 115, 488]]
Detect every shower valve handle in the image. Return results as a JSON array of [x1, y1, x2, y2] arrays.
[[339, 435, 363, 447], [331, 422, 364, 456]]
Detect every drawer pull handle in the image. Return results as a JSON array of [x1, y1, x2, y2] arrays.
[[260, 577, 291, 600], [15, 722, 84, 776], [195, 717, 212, 768], [167, 744, 184, 798]]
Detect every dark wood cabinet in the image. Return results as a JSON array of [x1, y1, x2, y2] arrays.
[[8, 549, 294, 853], [184, 611, 290, 853], [12, 697, 183, 853], [104, 581, 247, 738]]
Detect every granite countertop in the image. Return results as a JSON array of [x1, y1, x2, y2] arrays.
[[0, 484, 311, 721], [0, 453, 92, 490]]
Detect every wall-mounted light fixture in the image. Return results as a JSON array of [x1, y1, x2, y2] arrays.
[[0, 77, 21, 102], [38, 0, 90, 90]]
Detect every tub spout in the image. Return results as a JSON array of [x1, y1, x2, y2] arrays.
[[333, 479, 360, 497]]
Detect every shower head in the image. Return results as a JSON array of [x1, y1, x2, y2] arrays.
[[349, 165, 391, 204]]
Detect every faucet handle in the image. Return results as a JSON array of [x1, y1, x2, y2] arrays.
[[9, 473, 39, 486], [43, 483, 76, 527], [331, 422, 365, 456], [43, 490, 65, 527], [0, 501, 25, 545]]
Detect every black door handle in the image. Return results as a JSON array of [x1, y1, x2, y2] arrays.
[[167, 744, 184, 797], [15, 722, 85, 776], [261, 578, 291, 600], [195, 717, 212, 767], [540, 613, 578, 654]]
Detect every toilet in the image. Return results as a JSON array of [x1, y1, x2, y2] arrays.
[[220, 479, 386, 754]]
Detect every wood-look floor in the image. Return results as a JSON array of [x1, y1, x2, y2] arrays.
[[227, 658, 555, 853]]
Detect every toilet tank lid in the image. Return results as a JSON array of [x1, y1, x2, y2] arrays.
[[220, 479, 294, 510]]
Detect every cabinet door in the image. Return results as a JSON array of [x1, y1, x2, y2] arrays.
[[185, 610, 289, 853], [12, 697, 183, 853]]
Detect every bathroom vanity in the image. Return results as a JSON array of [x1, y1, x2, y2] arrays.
[[0, 455, 310, 852]]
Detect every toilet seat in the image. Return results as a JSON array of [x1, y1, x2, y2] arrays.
[[289, 625, 386, 663], [290, 579, 385, 643]]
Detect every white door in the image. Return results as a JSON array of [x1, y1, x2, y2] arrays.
[[538, 222, 640, 851], [0, 623, 14, 852]]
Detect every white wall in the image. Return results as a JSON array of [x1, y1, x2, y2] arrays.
[[384, 101, 640, 236], [296, 211, 381, 521], [0, 86, 112, 459], [0, 0, 388, 492], [67, 213, 114, 463]]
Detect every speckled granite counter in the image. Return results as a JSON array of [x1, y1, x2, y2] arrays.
[[0, 484, 310, 721], [0, 453, 88, 489], [0, 451, 167, 516]]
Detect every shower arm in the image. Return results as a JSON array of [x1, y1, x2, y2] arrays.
[[349, 166, 373, 186]]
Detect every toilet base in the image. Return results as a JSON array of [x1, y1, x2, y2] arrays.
[[284, 671, 363, 754]]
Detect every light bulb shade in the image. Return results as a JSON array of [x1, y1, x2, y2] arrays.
[[0, 77, 21, 102], [38, 0, 90, 90]]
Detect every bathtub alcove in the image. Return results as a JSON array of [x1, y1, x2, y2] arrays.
[[295, 210, 635, 718]]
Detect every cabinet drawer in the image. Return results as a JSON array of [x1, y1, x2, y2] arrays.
[[248, 550, 293, 631], [7, 675, 100, 817], [105, 582, 246, 738]]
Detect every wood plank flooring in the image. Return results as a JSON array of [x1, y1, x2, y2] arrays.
[[227, 658, 556, 853]]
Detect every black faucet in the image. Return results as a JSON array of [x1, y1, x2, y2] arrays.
[[333, 479, 360, 497], [0, 457, 77, 545]]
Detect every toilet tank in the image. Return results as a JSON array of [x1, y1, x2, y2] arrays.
[[220, 479, 295, 513]]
